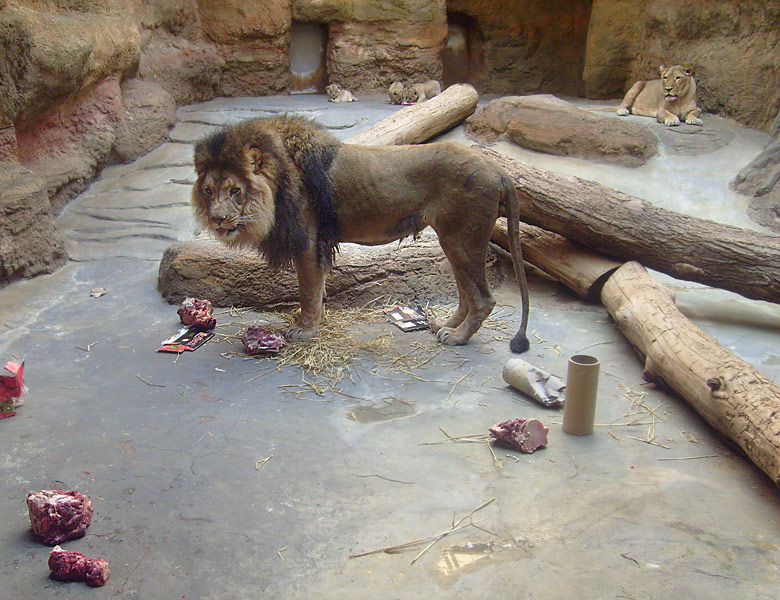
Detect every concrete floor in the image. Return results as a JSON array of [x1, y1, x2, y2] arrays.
[[2, 94, 779, 599]]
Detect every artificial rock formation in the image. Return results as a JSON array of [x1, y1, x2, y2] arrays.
[[733, 108, 780, 233], [466, 95, 658, 167], [0, 163, 66, 285]]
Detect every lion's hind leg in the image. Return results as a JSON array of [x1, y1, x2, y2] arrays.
[[617, 80, 646, 116], [434, 235, 496, 346]]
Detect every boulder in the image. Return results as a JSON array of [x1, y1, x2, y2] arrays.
[[157, 233, 503, 309], [583, 0, 780, 130], [138, 35, 224, 106], [466, 95, 657, 167], [111, 79, 176, 164], [734, 108, 780, 232], [0, 162, 67, 286]]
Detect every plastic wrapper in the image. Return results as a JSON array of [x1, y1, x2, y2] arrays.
[[27, 490, 93, 546], [48, 545, 110, 587], [503, 358, 565, 408], [489, 418, 549, 454]]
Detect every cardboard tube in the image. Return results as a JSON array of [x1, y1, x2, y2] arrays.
[[562, 354, 600, 435], [502, 358, 565, 408]]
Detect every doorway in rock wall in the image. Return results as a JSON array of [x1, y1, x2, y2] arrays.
[[442, 11, 484, 89], [290, 22, 328, 94]]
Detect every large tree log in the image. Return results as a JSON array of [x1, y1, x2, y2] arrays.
[[346, 84, 479, 146], [492, 218, 620, 301], [480, 146, 780, 304], [601, 261, 780, 487]]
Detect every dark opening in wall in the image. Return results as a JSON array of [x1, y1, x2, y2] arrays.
[[442, 11, 484, 89], [290, 22, 327, 94]]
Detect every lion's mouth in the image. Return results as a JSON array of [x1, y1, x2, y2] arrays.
[[665, 93, 677, 99], [215, 225, 239, 238]]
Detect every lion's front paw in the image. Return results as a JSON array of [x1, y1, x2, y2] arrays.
[[664, 116, 681, 126], [435, 327, 468, 346], [685, 117, 703, 126], [616, 107, 630, 116], [284, 324, 319, 342]]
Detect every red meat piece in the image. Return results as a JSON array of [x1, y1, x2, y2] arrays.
[[27, 490, 93, 546], [177, 297, 217, 330], [48, 545, 110, 587], [242, 325, 287, 355], [489, 418, 549, 454]]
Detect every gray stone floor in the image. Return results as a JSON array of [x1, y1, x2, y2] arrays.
[[2, 94, 779, 599]]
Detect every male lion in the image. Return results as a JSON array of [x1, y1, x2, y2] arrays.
[[616, 65, 702, 127], [192, 115, 530, 353]]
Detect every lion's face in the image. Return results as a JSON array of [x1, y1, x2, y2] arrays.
[[388, 82, 404, 104], [660, 65, 694, 101], [326, 84, 341, 101], [403, 87, 421, 103], [192, 131, 277, 246]]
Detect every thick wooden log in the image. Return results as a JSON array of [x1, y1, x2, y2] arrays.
[[492, 218, 620, 301], [346, 84, 479, 146], [480, 146, 780, 304], [601, 261, 780, 487]]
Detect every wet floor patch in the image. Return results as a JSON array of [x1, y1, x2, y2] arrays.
[[346, 397, 416, 423]]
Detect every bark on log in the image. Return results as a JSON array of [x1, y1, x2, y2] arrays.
[[346, 84, 479, 146], [480, 146, 780, 304], [492, 218, 620, 301], [601, 261, 780, 487]]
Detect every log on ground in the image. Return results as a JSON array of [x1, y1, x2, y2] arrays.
[[346, 84, 479, 146], [480, 146, 780, 305], [601, 260, 780, 487], [492, 218, 621, 301]]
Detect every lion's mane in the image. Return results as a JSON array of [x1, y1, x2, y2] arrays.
[[192, 115, 342, 269]]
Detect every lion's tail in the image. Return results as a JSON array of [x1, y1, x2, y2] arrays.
[[501, 172, 530, 354]]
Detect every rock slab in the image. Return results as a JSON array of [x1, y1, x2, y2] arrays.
[[0, 163, 66, 287], [466, 95, 658, 167]]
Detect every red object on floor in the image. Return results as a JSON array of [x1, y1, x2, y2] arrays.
[[1, 361, 24, 419]]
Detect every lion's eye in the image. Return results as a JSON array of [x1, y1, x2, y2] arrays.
[[230, 186, 241, 196], [204, 186, 213, 196]]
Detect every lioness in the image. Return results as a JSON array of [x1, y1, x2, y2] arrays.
[[326, 83, 357, 103], [192, 115, 530, 353], [616, 65, 702, 126], [403, 80, 442, 104]]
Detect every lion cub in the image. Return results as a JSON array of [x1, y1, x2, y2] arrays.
[[616, 64, 702, 127], [326, 84, 358, 103], [388, 81, 405, 104], [403, 80, 442, 104]]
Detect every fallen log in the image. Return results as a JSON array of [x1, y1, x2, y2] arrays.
[[346, 83, 479, 146], [601, 261, 780, 487], [480, 146, 780, 304], [492, 218, 620, 301]]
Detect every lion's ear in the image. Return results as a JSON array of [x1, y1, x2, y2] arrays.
[[659, 65, 666, 75], [246, 145, 263, 174], [683, 65, 694, 76]]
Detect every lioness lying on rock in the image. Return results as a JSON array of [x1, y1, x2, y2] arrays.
[[191, 115, 530, 352], [617, 64, 702, 127]]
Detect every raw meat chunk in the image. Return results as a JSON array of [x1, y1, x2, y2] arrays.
[[489, 418, 548, 454], [242, 325, 287, 355], [48, 545, 110, 587], [27, 490, 93, 546], [177, 297, 217, 330]]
